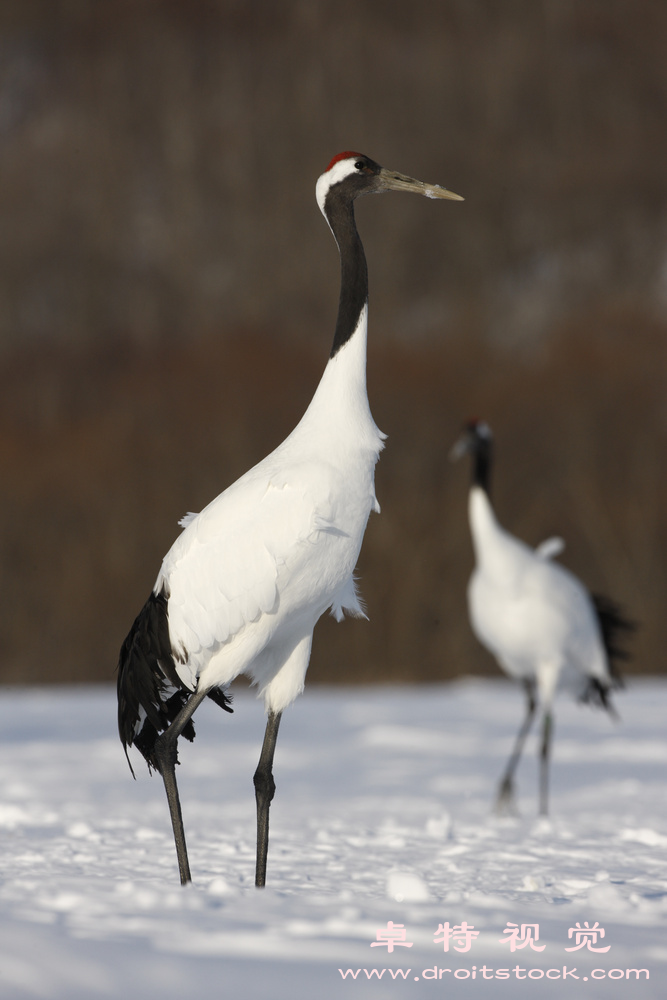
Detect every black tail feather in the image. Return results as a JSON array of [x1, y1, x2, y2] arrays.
[[580, 676, 620, 717], [207, 687, 234, 714], [116, 589, 232, 774], [592, 592, 636, 683], [580, 593, 636, 713]]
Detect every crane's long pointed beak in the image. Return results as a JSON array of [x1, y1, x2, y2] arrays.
[[378, 167, 464, 201], [449, 435, 470, 461]]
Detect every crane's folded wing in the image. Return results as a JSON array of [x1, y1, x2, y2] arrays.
[[154, 462, 355, 681]]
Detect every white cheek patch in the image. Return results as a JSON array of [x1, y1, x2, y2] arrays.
[[316, 158, 359, 214]]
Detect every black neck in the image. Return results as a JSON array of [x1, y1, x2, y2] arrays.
[[324, 187, 369, 358], [472, 437, 493, 495]]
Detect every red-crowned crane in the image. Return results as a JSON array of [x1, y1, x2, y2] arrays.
[[451, 419, 633, 816], [117, 153, 463, 886]]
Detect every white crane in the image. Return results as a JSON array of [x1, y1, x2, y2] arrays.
[[451, 419, 632, 816], [117, 152, 463, 886]]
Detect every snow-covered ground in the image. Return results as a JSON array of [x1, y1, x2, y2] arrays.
[[0, 678, 665, 999]]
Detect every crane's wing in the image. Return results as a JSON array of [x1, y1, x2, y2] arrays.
[[156, 460, 362, 688], [535, 536, 565, 560]]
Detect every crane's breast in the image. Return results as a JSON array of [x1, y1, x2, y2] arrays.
[[156, 459, 374, 685]]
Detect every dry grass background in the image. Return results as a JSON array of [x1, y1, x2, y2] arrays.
[[0, 0, 665, 685]]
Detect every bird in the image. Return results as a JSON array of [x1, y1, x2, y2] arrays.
[[451, 419, 632, 816], [116, 152, 463, 887]]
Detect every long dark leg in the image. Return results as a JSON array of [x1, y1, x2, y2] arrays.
[[539, 710, 553, 816], [254, 710, 282, 888], [496, 679, 537, 814], [152, 687, 208, 885]]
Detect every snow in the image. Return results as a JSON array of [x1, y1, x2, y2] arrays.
[[0, 678, 665, 999]]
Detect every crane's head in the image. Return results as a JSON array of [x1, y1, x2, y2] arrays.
[[450, 419, 494, 494], [450, 419, 493, 462], [316, 152, 463, 217]]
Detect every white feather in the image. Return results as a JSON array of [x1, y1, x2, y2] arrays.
[[154, 312, 384, 713], [535, 536, 565, 560], [467, 487, 610, 707]]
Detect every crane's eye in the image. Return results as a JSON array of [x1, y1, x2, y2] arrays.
[[354, 160, 365, 170]]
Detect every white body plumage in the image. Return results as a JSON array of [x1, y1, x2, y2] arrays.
[[155, 308, 384, 715], [467, 486, 610, 708]]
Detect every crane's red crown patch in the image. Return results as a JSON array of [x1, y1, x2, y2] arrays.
[[325, 151, 363, 171]]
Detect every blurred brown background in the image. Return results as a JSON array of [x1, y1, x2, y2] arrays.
[[0, 0, 665, 686]]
